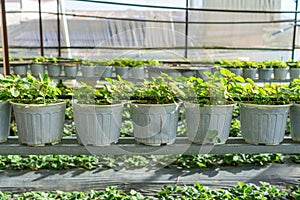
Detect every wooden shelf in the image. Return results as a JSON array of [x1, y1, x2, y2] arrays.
[[1, 137, 300, 155]]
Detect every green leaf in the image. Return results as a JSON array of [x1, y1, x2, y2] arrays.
[[10, 87, 20, 97]]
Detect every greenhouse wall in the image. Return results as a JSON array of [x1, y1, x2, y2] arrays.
[[3, 0, 299, 61]]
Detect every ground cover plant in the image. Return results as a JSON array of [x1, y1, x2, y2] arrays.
[[0, 182, 299, 199], [0, 153, 284, 171]]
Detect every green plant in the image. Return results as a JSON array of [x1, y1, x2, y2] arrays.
[[240, 78, 291, 105], [289, 78, 300, 103], [81, 58, 95, 67], [185, 69, 244, 106], [230, 119, 242, 137], [48, 57, 58, 64], [215, 59, 244, 69], [288, 61, 300, 68], [74, 76, 133, 105], [129, 59, 145, 68], [263, 59, 287, 69], [94, 59, 113, 66], [131, 74, 184, 104], [32, 56, 47, 64], [0, 74, 13, 101], [186, 72, 226, 105], [1, 73, 61, 104], [145, 59, 162, 66], [113, 58, 131, 67], [244, 61, 259, 69]]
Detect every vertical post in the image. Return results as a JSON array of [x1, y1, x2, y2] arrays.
[[184, 0, 189, 59], [60, 0, 72, 58], [38, 0, 44, 56], [292, 0, 298, 61], [1, 0, 10, 76], [57, 0, 61, 57]]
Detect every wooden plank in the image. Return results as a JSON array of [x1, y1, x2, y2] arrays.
[[1, 137, 300, 155]]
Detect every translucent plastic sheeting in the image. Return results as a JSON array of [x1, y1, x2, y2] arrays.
[[4, 0, 299, 60]]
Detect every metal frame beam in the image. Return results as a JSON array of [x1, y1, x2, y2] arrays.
[[1, 0, 10, 76]]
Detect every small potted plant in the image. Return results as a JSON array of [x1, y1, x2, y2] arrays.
[[11, 57, 28, 76], [63, 58, 80, 78], [239, 78, 291, 145], [184, 69, 241, 144], [288, 78, 300, 141], [114, 58, 131, 79], [258, 61, 273, 81], [0, 74, 12, 142], [4, 73, 66, 146], [129, 59, 146, 79], [47, 57, 62, 77], [218, 59, 243, 76], [73, 76, 133, 146], [288, 61, 300, 80], [146, 60, 164, 78], [80, 59, 96, 78], [94, 59, 113, 78], [242, 61, 258, 80], [271, 59, 289, 80], [130, 74, 183, 146], [30, 56, 46, 76]]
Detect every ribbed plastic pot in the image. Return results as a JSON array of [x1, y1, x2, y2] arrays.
[[81, 66, 95, 78], [30, 64, 45, 76], [130, 67, 145, 79], [115, 67, 130, 79], [185, 103, 234, 144], [290, 68, 300, 80], [148, 67, 181, 79], [64, 65, 78, 78], [148, 67, 161, 78], [0, 101, 11, 142], [228, 68, 243, 76], [12, 102, 66, 146], [290, 104, 300, 141], [73, 102, 123, 146], [131, 103, 179, 146], [240, 103, 290, 145], [243, 68, 257, 80], [96, 66, 113, 78], [13, 65, 28, 76], [258, 68, 273, 81], [181, 69, 196, 78], [196, 67, 212, 81], [47, 64, 62, 77], [274, 68, 289, 80]]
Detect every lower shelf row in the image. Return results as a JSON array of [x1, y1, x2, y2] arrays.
[[1, 136, 300, 155]]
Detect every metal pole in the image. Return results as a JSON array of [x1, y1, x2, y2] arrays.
[[57, 0, 61, 57], [38, 0, 44, 56], [60, 0, 72, 58], [184, 0, 189, 59], [292, 0, 298, 61], [1, 0, 10, 76]]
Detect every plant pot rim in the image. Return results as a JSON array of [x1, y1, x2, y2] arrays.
[[96, 65, 112, 68], [185, 102, 235, 107], [240, 102, 291, 108], [73, 101, 123, 108], [259, 67, 273, 70], [80, 65, 96, 68], [115, 66, 130, 68], [11, 101, 66, 107], [131, 102, 180, 107]]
